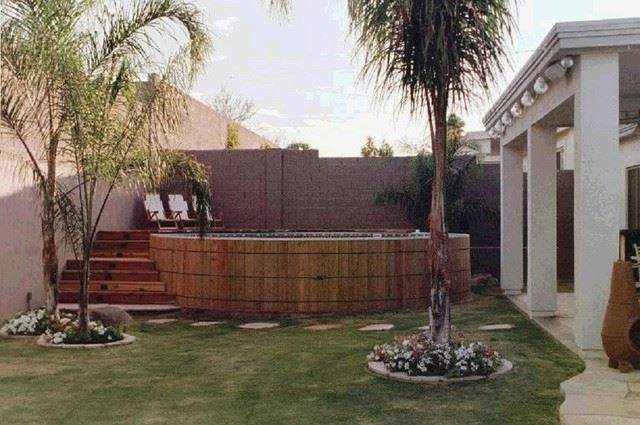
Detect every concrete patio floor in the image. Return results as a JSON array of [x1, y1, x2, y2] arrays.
[[508, 293, 640, 424]]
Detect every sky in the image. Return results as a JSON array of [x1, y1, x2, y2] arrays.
[[188, 0, 640, 156]]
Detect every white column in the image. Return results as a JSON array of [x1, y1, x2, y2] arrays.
[[527, 125, 557, 317], [500, 143, 524, 295], [574, 52, 621, 355]]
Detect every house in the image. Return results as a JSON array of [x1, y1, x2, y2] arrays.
[[484, 17, 640, 357], [464, 131, 500, 164]]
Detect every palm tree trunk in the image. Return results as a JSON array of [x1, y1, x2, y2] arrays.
[[78, 247, 91, 341], [42, 161, 59, 316], [428, 103, 451, 345], [78, 182, 93, 342]]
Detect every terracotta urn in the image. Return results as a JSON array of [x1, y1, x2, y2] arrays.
[[601, 261, 640, 370]]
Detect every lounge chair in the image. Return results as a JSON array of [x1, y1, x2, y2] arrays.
[[144, 194, 178, 232], [192, 195, 224, 229], [168, 194, 199, 230]]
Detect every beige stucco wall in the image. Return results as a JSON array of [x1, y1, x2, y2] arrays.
[[0, 91, 268, 319], [166, 94, 269, 151]]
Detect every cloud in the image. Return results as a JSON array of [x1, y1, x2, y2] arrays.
[[209, 54, 228, 63], [211, 16, 239, 34], [256, 108, 285, 119], [592, 1, 640, 18]]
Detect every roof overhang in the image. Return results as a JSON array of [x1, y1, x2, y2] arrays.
[[483, 18, 640, 131]]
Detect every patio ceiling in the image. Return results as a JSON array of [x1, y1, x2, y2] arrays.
[[483, 18, 640, 137]]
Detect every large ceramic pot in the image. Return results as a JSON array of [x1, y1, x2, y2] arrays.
[[601, 261, 640, 370]]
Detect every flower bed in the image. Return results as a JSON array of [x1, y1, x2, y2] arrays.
[[42, 317, 124, 345], [1, 308, 51, 336], [368, 332, 503, 378]]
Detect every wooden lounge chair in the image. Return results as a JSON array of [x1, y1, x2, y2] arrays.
[[192, 196, 224, 230], [631, 243, 640, 289], [168, 194, 199, 231], [144, 194, 178, 232]]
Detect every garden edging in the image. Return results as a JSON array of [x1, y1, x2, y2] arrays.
[[367, 359, 513, 383], [37, 333, 136, 349]]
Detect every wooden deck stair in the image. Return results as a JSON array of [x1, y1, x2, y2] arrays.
[[59, 230, 176, 305]]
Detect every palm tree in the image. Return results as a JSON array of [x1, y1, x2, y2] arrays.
[[348, 0, 515, 344]]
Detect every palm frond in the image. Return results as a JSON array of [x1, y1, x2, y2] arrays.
[[0, 149, 42, 187], [87, 0, 211, 83], [263, 0, 290, 21], [54, 184, 83, 257], [348, 0, 516, 113]]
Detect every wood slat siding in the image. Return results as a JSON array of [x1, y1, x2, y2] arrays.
[[149, 235, 470, 314]]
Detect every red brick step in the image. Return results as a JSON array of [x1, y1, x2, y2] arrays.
[[59, 280, 166, 292], [61, 269, 160, 282], [60, 229, 174, 306], [65, 258, 156, 271], [89, 250, 149, 258], [93, 240, 149, 250]]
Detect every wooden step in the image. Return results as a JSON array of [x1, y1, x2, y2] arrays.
[[96, 230, 151, 241], [90, 250, 149, 259], [61, 269, 160, 282], [60, 281, 166, 292], [65, 258, 157, 271], [93, 240, 149, 250], [59, 291, 176, 305]]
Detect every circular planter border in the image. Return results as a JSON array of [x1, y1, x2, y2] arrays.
[[37, 333, 136, 349], [0, 330, 39, 339], [367, 359, 513, 384]]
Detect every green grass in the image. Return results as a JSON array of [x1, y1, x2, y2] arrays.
[[0, 296, 583, 425]]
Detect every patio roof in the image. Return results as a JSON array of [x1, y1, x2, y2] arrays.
[[483, 18, 640, 131]]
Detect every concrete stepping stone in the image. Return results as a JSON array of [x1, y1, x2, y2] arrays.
[[305, 324, 343, 331], [190, 321, 224, 327], [146, 318, 177, 324], [358, 324, 394, 331], [238, 322, 279, 330], [478, 324, 515, 331]]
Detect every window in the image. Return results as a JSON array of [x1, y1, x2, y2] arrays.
[[628, 166, 640, 229]]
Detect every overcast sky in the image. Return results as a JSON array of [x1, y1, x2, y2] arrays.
[[188, 0, 640, 156]]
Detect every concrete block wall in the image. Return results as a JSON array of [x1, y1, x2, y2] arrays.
[[186, 149, 416, 230]]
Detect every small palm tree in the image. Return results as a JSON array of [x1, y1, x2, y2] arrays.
[[348, 0, 515, 344]]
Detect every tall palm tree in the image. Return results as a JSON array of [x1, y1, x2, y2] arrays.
[[3, 0, 211, 341], [1, 0, 84, 314], [348, 0, 515, 344]]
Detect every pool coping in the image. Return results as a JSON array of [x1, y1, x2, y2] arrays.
[[151, 232, 469, 242]]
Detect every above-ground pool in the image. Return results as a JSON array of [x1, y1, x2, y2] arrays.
[[149, 231, 471, 315]]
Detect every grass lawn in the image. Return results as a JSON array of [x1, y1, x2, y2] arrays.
[[0, 295, 583, 425]]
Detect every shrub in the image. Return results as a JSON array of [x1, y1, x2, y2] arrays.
[[369, 332, 502, 378], [226, 122, 240, 149], [1, 308, 51, 336]]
